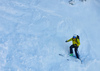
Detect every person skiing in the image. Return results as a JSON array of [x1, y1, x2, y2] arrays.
[[65, 35, 80, 59]]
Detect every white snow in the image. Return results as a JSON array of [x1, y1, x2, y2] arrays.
[[0, 0, 100, 71]]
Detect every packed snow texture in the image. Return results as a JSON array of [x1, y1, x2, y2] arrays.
[[0, 0, 100, 71]]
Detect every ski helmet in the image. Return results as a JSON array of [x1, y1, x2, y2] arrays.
[[73, 34, 77, 38]]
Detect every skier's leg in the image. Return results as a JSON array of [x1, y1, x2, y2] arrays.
[[70, 45, 74, 54], [75, 47, 79, 59]]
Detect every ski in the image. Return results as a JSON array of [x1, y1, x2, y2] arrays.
[[69, 0, 75, 5], [59, 54, 70, 61], [70, 55, 83, 64], [59, 54, 82, 64], [59, 54, 64, 57], [79, 58, 82, 64]]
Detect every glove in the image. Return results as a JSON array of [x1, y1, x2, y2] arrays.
[[65, 40, 68, 42]]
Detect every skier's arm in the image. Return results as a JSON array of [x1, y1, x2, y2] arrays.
[[66, 38, 72, 42]]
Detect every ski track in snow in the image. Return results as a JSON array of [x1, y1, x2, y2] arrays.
[[0, 0, 100, 71]]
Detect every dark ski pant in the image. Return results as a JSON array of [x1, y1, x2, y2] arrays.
[[70, 45, 79, 59]]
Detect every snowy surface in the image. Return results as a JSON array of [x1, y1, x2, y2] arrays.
[[0, 0, 100, 71]]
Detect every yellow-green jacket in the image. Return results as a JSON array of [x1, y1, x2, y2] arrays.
[[67, 38, 80, 47]]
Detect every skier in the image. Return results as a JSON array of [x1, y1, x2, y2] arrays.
[[65, 35, 80, 59]]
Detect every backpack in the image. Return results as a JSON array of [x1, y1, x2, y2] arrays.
[[77, 35, 80, 40]]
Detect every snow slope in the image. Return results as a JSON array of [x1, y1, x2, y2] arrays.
[[0, 0, 100, 71]]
